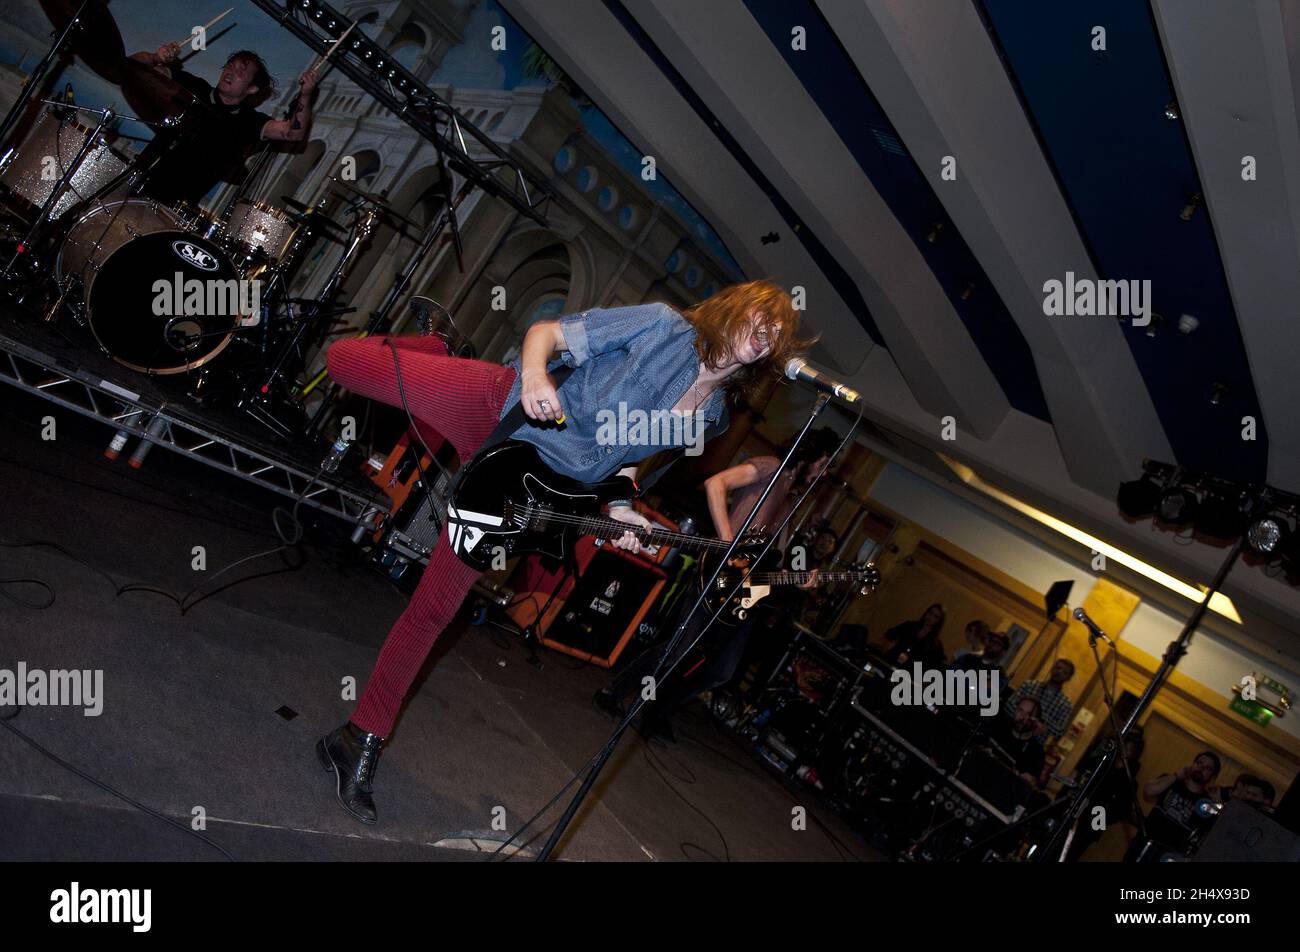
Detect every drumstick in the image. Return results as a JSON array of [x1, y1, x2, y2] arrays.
[[311, 17, 364, 75], [168, 7, 234, 51]]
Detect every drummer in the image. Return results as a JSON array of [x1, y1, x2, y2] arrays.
[[129, 44, 318, 206]]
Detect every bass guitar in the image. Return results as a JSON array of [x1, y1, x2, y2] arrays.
[[701, 555, 881, 624]]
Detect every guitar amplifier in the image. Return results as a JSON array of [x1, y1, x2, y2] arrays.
[[541, 546, 666, 667]]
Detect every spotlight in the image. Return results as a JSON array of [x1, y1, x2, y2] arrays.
[[1118, 476, 1160, 520], [1156, 486, 1197, 527], [1247, 517, 1286, 554]]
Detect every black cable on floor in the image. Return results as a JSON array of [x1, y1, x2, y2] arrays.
[[638, 735, 730, 862], [0, 717, 237, 861], [675, 715, 863, 861]]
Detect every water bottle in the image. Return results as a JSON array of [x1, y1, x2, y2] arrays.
[[322, 438, 351, 475]]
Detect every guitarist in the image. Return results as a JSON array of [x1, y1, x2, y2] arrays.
[[316, 281, 809, 823], [593, 429, 839, 742]]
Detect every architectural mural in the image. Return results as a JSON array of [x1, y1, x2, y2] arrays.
[[0, 0, 745, 374]]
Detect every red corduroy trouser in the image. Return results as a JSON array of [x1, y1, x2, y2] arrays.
[[325, 334, 517, 736]]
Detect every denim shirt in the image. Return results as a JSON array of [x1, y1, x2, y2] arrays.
[[500, 302, 728, 481]]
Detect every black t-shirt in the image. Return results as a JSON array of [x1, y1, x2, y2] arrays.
[[1145, 777, 1210, 850], [139, 70, 271, 206]]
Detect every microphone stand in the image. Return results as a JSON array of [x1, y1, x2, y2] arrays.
[[1038, 534, 1246, 862], [533, 394, 836, 860]]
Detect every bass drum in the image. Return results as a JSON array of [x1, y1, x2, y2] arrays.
[[57, 198, 180, 285], [58, 200, 247, 374]]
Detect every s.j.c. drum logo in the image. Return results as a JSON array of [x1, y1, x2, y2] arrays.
[[171, 240, 219, 272]]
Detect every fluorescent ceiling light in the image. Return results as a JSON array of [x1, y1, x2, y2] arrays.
[[937, 454, 1242, 624]]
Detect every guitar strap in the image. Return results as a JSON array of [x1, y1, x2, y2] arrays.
[[479, 363, 576, 453]]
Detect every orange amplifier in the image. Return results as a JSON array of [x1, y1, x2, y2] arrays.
[[505, 506, 679, 666]]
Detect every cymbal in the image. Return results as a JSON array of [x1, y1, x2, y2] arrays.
[[284, 208, 347, 242], [326, 175, 418, 231], [119, 57, 199, 123], [40, 0, 126, 83]]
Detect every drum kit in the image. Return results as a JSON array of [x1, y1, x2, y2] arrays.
[[0, 0, 431, 441]]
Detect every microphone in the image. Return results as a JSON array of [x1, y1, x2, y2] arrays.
[[784, 358, 861, 404], [1072, 607, 1115, 646]]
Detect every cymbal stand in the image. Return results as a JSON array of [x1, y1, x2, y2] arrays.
[[2, 102, 118, 284], [302, 175, 473, 437], [237, 202, 379, 439]]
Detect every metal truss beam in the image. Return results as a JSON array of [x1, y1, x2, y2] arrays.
[[250, 0, 556, 226], [0, 336, 389, 528]]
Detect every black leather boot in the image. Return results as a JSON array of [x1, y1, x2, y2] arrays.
[[317, 722, 384, 824]]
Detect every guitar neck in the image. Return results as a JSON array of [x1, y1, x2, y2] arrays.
[[748, 570, 870, 587], [538, 511, 738, 552]]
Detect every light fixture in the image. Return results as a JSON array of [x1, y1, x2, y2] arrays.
[[1247, 516, 1285, 554], [940, 454, 1242, 623], [1117, 475, 1160, 520], [1156, 487, 1197, 527]]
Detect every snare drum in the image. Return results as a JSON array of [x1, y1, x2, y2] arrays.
[[0, 108, 131, 221], [224, 199, 296, 263]]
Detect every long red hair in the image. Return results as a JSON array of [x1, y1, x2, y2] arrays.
[[679, 279, 816, 399]]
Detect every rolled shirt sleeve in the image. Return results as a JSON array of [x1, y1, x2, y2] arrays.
[[559, 303, 674, 366]]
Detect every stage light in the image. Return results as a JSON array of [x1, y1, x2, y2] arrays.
[[1247, 517, 1286, 554], [1118, 476, 1160, 520], [1156, 487, 1197, 527], [941, 455, 1242, 623]]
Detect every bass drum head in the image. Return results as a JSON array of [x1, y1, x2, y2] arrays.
[[57, 198, 179, 286], [87, 231, 243, 375]]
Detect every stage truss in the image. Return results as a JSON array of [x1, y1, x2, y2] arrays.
[[0, 327, 389, 528]]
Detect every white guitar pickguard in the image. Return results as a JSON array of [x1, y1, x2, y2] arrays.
[[446, 505, 505, 555]]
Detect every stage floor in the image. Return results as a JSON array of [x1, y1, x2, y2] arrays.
[[0, 382, 877, 862]]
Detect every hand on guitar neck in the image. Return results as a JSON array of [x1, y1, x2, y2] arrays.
[[607, 503, 653, 555]]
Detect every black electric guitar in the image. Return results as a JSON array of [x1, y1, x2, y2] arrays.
[[446, 440, 767, 571], [701, 554, 881, 625]]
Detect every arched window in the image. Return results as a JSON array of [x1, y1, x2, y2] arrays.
[[391, 22, 427, 71]]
